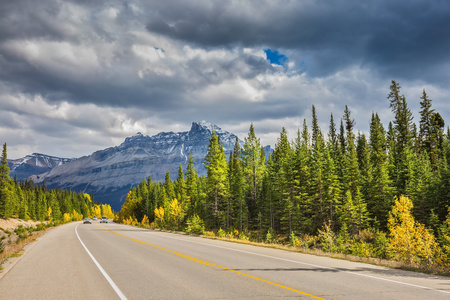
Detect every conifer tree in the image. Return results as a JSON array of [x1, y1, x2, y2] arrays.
[[343, 106, 369, 231], [185, 154, 202, 218], [242, 123, 266, 229], [228, 137, 245, 231], [310, 106, 327, 232], [388, 80, 414, 194], [0, 143, 14, 218], [175, 164, 186, 205], [204, 130, 228, 227], [292, 123, 312, 233], [368, 113, 393, 229], [164, 171, 175, 202]]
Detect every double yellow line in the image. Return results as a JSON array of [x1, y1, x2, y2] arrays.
[[96, 224, 325, 299]]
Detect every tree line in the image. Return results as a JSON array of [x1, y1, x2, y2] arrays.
[[0, 144, 115, 223], [118, 80, 450, 268]]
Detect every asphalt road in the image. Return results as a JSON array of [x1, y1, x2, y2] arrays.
[[0, 221, 449, 299]]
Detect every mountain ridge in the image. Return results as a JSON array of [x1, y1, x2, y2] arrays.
[[30, 121, 245, 210]]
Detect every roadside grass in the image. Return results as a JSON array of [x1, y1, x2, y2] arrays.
[[201, 234, 450, 277], [135, 224, 450, 277], [0, 224, 50, 270]]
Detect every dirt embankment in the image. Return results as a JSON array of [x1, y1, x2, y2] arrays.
[[0, 218, 43, 231], [0, 218, 49, 266]]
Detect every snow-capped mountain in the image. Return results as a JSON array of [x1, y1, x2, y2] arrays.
[[32, 121, 243, 211], [8, 153, 73, 181]]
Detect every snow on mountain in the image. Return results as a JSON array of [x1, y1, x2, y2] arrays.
[[8, 153, 73, 181], [31, 121, 244, 211]]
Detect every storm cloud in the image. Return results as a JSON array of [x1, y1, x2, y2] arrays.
[[0, 0, 449, 158]]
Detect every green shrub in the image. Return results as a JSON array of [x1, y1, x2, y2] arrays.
[[185, 214, 205, 235], [266, 228, 275, 243], [217, 228, 226, 238]]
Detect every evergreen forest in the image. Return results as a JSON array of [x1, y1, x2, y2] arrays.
[[0, 143, 115, 224], [118, 81, 450, 270]]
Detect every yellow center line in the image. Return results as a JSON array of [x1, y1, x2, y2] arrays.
[[96, 223, 325, 300]]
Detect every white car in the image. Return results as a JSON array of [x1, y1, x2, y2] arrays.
[[100, 216, 108, 223]]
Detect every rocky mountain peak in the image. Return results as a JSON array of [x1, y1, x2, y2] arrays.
[[122, 132, 148, 145], [190, 120, 221, 133]]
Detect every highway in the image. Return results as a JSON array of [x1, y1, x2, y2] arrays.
[[0, 221, 449, 299]]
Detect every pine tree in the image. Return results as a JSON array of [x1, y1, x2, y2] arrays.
[[310, 106, 327, 232], [419, 90, 434, 150], [228, 137, 245, 231], [204, 130, 228, 227], [185, 154, 202, 218], [175, 164, 186, 205], [388, 80, 414, 194], [368, 113, 393, 229], [242, 123, 266, 229], [343, 106, 369, 231], [293, 123, 312, 233], [164, 171, 175, 202], [0, 143, 14, 218]]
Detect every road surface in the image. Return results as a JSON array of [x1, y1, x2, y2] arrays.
[[0, 221, 449, 299]]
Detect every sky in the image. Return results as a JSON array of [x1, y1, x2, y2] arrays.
[[1, 0, 449, 159]]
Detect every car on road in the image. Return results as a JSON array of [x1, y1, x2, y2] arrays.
[[93, 216, 97, 221], [100, 216, 108, 223], [83, 218, 92, 224]]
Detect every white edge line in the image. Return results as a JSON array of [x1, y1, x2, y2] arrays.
[[149, 231, 450, 295], [75, 224, 127, 300]]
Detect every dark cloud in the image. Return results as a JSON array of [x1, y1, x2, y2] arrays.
[[145, 0, 450, 84], [0, 0, 449, 158]]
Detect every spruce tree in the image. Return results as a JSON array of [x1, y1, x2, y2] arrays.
[[0, 143, 14, 218], [368, 113, 393, 229], [228, 137, 245, 231], [204, 130, 228, 227], [242, 123, 266, 229], [310, 106, 327, 232], [388, 80, 414, 194]]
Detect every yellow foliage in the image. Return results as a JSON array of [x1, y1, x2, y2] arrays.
[[92, 204, 102, 218], [47, 206, 52, 221], [388, 195, 441, 266], [63, 213, 72, 223], [101, 204, 115, 219], [154, 207, 164, 226], [141, 215, 149, 226], [71, 209, 83, 221], [169, 198, 183, 226], [123, 216, 137, 225]]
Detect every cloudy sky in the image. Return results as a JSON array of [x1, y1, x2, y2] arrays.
[[1, 0, 449, 159]]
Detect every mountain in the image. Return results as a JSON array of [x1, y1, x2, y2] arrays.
[[32, 121, 243, 211], [8, 153, 73, 181]]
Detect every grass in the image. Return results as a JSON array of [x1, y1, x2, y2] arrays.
[[0, 227, 49, 270], [145, 225, 450, 277]]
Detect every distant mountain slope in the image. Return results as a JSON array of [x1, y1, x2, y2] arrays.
[[32, 121, 243, 211], [8, 153, 73, 181]]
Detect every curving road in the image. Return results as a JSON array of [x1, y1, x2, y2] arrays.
[[0, 221, 449, 299]]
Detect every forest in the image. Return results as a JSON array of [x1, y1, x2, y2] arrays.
[[118, 80, 450, 270], [0, 144, 115, 224]]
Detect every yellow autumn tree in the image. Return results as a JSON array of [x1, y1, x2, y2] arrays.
[[141, 215, 149, 227], [388, 195, 441, 266], [47, 206, 52, 221], [101, 204, 115, 219], [154, 207, 164, 227], [92, 204, 102, 218], [169, 198, 183, 227], [63, 213, 72, 223]]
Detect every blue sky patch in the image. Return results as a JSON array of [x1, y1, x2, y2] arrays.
[[264, 49, 288, 66]]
